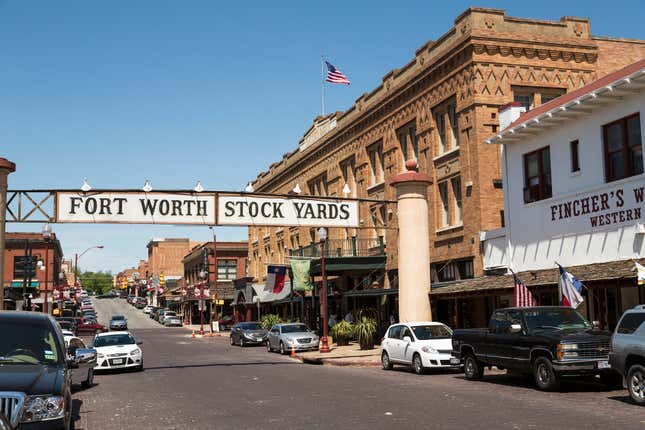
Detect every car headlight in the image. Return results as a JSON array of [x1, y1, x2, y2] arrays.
[[21, 395, 65, 423], [421, 346, 437, 354], [286, 338, 296, 344], [557, 343, 579, 360], [130, 348, 141, 356]]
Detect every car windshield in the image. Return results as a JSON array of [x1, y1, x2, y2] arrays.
[[94, 334, 136, 347], [0, 321, 61, 365], [411, 325, 452, 339], [239, 323, 262, 330], [111, 315, 125, 321], [282, 324, 308, 333], [524, 308, 591, 332]]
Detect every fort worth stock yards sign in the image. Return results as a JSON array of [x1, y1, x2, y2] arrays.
[[55, 192, 359, 227]]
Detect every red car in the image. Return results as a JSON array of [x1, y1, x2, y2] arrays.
[[76, 317, 107, 335]]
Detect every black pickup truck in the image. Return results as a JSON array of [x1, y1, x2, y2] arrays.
[[451, 306, 621, 391]]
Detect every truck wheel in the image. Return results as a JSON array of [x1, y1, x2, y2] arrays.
[[381, 351, 393, 370], [627, 364, 645, 405], [464, 354, 483, 380], [600, 370, 623, 389], [533, 357, 560, 391]]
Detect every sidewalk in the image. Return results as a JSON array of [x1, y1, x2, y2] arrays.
[[296, 343, 381, 367], [182, 324, 229, 338]]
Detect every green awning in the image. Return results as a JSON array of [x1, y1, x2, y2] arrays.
[[344, 288, 398, 297], [309, 256, 386, 275], [10, 281, 39, 288]]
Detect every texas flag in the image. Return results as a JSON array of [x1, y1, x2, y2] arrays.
[[265, 265, 287, 294], [557, 263, 584, 309]]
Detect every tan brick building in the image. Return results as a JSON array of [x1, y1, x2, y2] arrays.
[[247, 8, 645, 328], [146, 238, 200, 279]]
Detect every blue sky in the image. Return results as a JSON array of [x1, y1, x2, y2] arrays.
[[2, 1, 644, 273]]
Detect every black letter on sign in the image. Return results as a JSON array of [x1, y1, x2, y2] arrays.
[[114, 198, 127, 215], [224, 201, 235, 217], [140, 199, 158, 215], [339, 204, 350, 220], [70, 197, 82, 214], [273, 202, 284, 218], [159, 200, 170, 216], [85, 198, 97, 215], [99, 198, 112, 215], [196, 200, 207, 216], [261, 202, 272, 218], [294, 202, 305, 218]]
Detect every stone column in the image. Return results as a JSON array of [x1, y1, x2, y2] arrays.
[[0, 158, 16, 311], [389, 159, 432, 322]]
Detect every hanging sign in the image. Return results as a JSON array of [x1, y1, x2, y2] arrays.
[[56, 192, 216, 225], [217, 195, 359, 227]]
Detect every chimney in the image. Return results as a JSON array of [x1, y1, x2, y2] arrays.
[[498, 102, 526, 131]]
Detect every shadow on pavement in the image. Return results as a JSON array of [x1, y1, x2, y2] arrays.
[[607, 394, 635, 405], [453, 373, 617, 393], [71, 399, 83, 430], [144, 361, 298, 371]]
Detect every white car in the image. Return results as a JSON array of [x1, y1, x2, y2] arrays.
[[380, 321, 458, 375], [143, 305, 153, 314], [93, 331, 144, 371]]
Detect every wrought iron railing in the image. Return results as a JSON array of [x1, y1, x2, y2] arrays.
[[289, 237, 385, 258]]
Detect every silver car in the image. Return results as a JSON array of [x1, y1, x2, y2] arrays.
[[610, 304, 645, 406], [164, 313, 183, 327], [266, 323, 319, 355]]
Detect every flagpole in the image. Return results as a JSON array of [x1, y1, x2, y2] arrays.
[[321, 55, 325, 116]]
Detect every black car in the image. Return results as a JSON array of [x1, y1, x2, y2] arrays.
[[0, 311, 95, 429], [452, 307, 620, 391], [230, 322, 268, 347]]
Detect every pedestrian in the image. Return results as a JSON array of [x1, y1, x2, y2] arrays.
[[344, 311, 354, 323], [389, 312, 397, 325], [328, 313, 337, 328]]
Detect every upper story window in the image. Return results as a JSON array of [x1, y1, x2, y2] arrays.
[[523, 146, 552, 203], [217, 259, 237, 280], [438, 181, 449, 228], [570, 140, 580, 173], [433, 100, 458, 154], [603, 113, 642, 183], [340, 156, 356, 196], [367, 141, 384, 185], [397, 121, 417, 163], [307, 173, 328, 196], [513, 86, 565, 111]]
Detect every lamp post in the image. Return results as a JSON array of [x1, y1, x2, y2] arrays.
[[74, 245, 104, 291], [198, 269, 207, 335], [318, 227, 331, 353], [57, 272, 64, 316], [42, 223, 52, 314]]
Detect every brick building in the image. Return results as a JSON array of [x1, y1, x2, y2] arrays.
[[247, 7, 645, 329], [171, 241, 248, 325], [2, 232, 64, 311]]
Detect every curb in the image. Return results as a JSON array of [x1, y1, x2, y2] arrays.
[[296, 355, 381, 367]]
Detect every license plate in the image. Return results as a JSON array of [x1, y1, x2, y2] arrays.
[[112, 359, 124, 365], [450, 357, 461, 365], [597, 360, 610, 369]]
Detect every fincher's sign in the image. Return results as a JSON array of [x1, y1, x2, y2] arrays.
[[56, 192, 215, 224]]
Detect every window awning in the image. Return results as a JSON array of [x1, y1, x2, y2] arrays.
[[309, 256, 386, 275]]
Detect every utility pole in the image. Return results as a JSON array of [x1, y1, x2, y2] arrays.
[[0, 158, 16, 311]]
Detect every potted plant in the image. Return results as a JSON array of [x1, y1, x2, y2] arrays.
[[330, 320, 353, 346], [353, 316, 376, 350], [260, 314, 282, 330]]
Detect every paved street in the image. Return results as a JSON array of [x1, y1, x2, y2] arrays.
[[69, 298, 645, 430]]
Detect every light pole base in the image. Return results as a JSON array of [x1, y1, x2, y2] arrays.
[[319, 336, 331, 353]]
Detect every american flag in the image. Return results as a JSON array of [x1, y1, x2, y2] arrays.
[[325, 61, 350, 85], [513, 273, 535, 307]]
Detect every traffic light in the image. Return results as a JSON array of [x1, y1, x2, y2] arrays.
[[159, 273, 165, 289], [121, 278, 127, 290]]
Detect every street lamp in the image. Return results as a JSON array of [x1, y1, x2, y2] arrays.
[[74, 245, 104, 291], [318, 227, 331, 353], [198, 269, 207, 335], [57, 272, 65, 316], [42, 223, 52, 314]]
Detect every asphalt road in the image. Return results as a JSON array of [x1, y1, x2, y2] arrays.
[[71, 298, 645, 430]]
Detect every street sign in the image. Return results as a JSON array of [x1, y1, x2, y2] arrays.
[[55, 192, 216, 225], [217, 195, 359, 227]]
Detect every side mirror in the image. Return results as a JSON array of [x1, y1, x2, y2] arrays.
[[402, 336, 412, 343], [75, 348, 97, 365], [510, 324, 523, 334], [67, 358, 79, 369], [592, 321, 600, 329]]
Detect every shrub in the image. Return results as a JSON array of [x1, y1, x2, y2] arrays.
[[260, 314, 282, 330], [330, 320, 353, 346], [353, 316, 377, 350]]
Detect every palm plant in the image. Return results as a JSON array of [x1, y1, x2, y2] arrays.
[[330, 320, 353, 346], [353, 316, 376, 350], [260, 314, 282, 330]]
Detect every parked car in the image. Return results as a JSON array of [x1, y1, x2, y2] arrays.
[[163, 313, 182, 327], [157, 309, 171, 324], [149, 307, 161, 319], [266, 323, 319, 354], [230, 322, 268, 347], [610, 304, 645, 405], [0, 311, 95, 429], [452, 306, 620, 391], [143, 305, 154, 314], [77, 318, 107, 336], [135, 298, 147, 309], [64, 336, 97, 388], [381, 321, 457, 374], [109, 315, 128, 331], [56, 319, 77, 335], [93, 331, 143, 371]]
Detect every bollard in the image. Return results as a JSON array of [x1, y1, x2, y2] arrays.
[[191, 330, 196, 338]]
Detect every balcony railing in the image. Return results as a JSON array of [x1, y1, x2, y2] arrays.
[[289, 237, 385, 258]]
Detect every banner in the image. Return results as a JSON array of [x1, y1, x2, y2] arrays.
[[290, 259, 312, 292], [56, 192, 215, 225], [217, 195, 358, 227]]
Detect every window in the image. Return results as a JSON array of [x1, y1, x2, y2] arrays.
[[438, 181, 449, 227], [451, 177, 462, 224], [367, 142, 384, 185], [430, 259, 474, 283], [433, 101, 458, 154], [488, 311, 506, 334], [340, 157, 356, 196], [540, 89, 566, 104], [217, 259, 237, 280], [513, 87, 565, 111], [570, 140, 580, 173], [13, 256, 36, 279], [616, 313, 645, 334], [387, 325, 402, 339], [397, 121, 417, 162], [514, 93, 533, 112], [603, 113, 643, 183], [523, 146, 552, 203], [307, 174, 328, 196]]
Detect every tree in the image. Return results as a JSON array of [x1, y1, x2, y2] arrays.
[[78, 271, 113, 294]]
